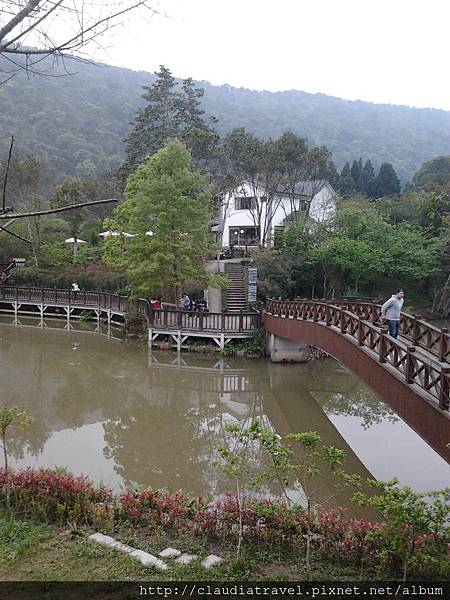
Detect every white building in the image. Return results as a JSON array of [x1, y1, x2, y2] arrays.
[[215, 180, 336, 248]]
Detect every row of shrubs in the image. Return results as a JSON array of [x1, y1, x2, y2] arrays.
[[1, 467, 448, 579], [8, 265, 128, 292]]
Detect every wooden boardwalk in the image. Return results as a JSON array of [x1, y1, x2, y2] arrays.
[[0, 286, 261, 348]]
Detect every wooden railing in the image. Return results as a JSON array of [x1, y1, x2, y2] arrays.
[[265, 298, 450, 411], [0, 286, 261, 333], [151, 308, 261, 333], [0, 286, 151, 317], [330, 300, 450, 363]]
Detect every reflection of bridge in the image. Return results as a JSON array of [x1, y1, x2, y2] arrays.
[[264, 299, 450, 462]]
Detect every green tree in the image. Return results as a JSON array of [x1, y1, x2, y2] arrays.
[[123, 66, 218, 179], [104, 140, 215, 301], [51, 179, 87, 259], [276, 131, 334, 224], [375, 162, 401, 197], [0, 407, 33, 510], [353, 480, 450, 580], [361, 159, 377, 198], [350, 158, 362, 191], [338, 162, 356, 196], [412, 156, 450, 189]]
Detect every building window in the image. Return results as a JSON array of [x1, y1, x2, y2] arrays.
[[234, 196, 257, 211], [229, 226, 260, 246]]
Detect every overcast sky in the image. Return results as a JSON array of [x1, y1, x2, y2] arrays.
[[99, 0, 449, 111]]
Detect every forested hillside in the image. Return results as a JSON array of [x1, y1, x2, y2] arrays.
[[0, 57, 449, 182]]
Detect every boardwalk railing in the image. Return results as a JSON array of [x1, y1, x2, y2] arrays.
[[0, 285, 150, 317], [265, 298, 450, 411], [151, 308, 260, 333], [0, 285, 261, 333]]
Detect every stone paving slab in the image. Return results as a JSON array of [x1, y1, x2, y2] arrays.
[[88, 533, 167, 571], [201, 554, 223, 569], [175, 553, 198, 565], [159, 547, 182, 558]]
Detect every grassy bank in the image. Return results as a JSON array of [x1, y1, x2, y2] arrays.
[[0, 511, 366, 581], [0, 468, 449, 582]]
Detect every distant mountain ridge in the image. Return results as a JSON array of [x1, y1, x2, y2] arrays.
[[0, 57, 449, 182]]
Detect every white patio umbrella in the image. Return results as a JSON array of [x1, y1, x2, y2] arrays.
[[64, 237, 87, 257], [64, 237, 87, 244], [99, 231, 135, 238]]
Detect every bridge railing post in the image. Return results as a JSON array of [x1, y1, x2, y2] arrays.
[[238, 309, 243, 332], [378, 326, 388, 363], [325, 305, 331, 327], [439, 328, 448, 362], [439, 366, 450, 410], [221, 312, 226, 332], [357, 319, 364, 346], [177, 309, 182, 328], [371, 304, 378, 323], [301, 299, 307, 320], [313, 303, 318, 322], [412, 314, 422, 345], [405, 346, 416, 384], [340, 308, 346, 334]]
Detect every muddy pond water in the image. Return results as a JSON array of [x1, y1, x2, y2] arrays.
[[1, 317, 449, 514]]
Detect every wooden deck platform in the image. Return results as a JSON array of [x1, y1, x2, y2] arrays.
[[0, 286, 261, 349]]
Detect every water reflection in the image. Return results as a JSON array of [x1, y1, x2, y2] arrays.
[[1, 321, 449, 513]]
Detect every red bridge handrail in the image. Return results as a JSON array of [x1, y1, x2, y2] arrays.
[[265, 298, 450, 411]]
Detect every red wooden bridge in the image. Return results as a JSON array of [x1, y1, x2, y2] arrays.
[[264, 298, 450, 462]]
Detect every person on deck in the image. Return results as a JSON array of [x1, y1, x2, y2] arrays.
[[180, 293, 191, 311], [381, 289, 405, 338], [151, 296, 161, 310], [71, 282, 80, 292]]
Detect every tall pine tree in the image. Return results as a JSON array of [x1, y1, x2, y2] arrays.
[[338, 162, 356, 195], [361, 159, 376, 198], [350, 159, 362, 191], [375, 162, 401, 197], [122, 66, 218, 179]]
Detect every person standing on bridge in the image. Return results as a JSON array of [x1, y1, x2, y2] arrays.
[[381, 289, 404, 338]]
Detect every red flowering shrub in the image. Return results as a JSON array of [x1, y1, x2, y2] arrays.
[[1, 468, 448, 578], [0, 467, 112, 525], [118, 488, 209, 531]]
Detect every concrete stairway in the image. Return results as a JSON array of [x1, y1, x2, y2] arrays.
[[225, 263, 247, 312]]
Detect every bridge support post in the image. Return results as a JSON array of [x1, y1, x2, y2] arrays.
[[266, 332, 310, 363], [148, 327, 153, 349]]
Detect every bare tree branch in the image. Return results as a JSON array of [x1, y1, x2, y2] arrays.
[[0, 0, 42, 45], [0, 225, 31, 244], [0, 197, 119, 219], [0, 1, 160, 78], [2, 135, 14, 212]]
